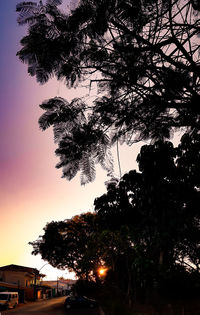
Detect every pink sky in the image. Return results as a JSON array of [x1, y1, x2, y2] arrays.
[[0, 1, 142, 280]]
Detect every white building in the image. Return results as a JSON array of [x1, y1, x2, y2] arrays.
[[42, 279, 76, 295]]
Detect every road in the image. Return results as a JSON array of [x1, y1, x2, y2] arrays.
[[1, 297, 102, 315]]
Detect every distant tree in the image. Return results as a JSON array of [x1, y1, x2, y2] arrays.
[[17, 0, 200, 183], [30, 212, 101, 279], [30, 210, 136, 286]]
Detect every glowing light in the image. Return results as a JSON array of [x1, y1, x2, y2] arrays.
[[98, 267, 107, 276]]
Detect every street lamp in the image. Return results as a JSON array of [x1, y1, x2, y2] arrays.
[[39, 263, 50, 273], [98, 267, 107, 277], [34, 263, 49, 300]]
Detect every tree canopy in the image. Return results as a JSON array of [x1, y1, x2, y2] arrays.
[[30, 212, 102, 279], [95, 132, 200, 273], [17, 0, 200, 183], [30, 133, 200, 297]]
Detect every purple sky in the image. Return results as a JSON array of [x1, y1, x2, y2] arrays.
[[0, 0, 142, 280]]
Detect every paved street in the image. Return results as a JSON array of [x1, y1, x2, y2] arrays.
[[1, 297, 102, 315]]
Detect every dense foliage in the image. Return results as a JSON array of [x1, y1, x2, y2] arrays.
[[30, 133, 200, 299], [30, 212, 101, 279], [17, 0, 200, 183], [17, 0, 200, 305]]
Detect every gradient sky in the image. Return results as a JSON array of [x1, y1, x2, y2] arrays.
[[0, 0, 143, 280]]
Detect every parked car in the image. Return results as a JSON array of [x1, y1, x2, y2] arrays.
[[64, 295, 98, 309], [0, 292, 18, 309]]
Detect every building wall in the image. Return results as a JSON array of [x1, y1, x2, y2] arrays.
[[0, 270, 34, 287], [24, 287, 34, 301]]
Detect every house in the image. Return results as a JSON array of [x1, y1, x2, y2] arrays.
[[42, 279, 76, 296], [0, 264, 45, 302], [0, 264, 44, 287]]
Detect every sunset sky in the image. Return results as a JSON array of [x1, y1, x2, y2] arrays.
[[0, 0, 143, 280]]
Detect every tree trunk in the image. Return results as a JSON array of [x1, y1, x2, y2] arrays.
[[159, 250, 164, 265]]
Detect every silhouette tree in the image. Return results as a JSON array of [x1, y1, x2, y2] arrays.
[[175, 131, 200, 271], [17, 0, 200, 183], [38, 97, 113, 184], [30, 212, 102, 279], [30, 133, 200, 298], [95, 133, 200, 288]]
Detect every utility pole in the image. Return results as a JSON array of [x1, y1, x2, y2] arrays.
[[34, 271, 37, 301], [57, 277, 59, 296], [34, 263, 49, 301]]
